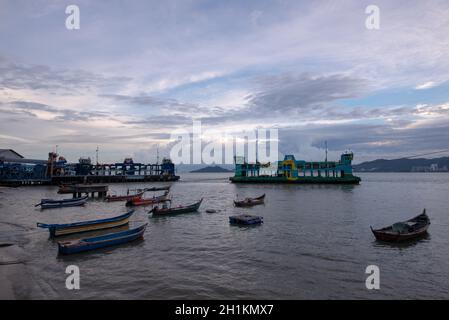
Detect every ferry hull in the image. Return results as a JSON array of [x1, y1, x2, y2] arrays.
[[229, 175, 361, 184]]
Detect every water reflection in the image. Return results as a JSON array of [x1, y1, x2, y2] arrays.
[[1, 172, 449, 299]]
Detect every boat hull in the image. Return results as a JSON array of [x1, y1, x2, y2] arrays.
[[39, 196, 88, 209], [57, 185, 77, 194], [229, 214, 263, 225], [371, 211, 430, 243], [126, 198, 169, 206], [58, 223, 147, 255], [126, 192, 170, 206], [37, 211, 134, 237], [229, 175, 361, 184], [41, 201, 86, 209], [105, 192, 144, 202], [371, 225, 429, 242], [234, 194, 265, 207], [151, 199, 202, 215]]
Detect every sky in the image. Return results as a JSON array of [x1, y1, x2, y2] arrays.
[[1, 0, 449, 164]]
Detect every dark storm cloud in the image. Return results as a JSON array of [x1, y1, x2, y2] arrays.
[[123, 115, 194, 127], [199, 73, 370, 125], [281, 120, 449, 159], [100, 94, 201, 113], [0, 101, 109, 121], [0, 99, 195, 129], [247, 74, 369, 113], [44, 132, 170, 144], [0, 61, 130, 93]]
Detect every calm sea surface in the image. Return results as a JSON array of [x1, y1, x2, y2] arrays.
[[1, 172, 449, 299]]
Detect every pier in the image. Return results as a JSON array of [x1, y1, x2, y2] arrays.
[[51, 174, 179, 185], [0, 150, 180, 186], [64, 184, 109, 198]]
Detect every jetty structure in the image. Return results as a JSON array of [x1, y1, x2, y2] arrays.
[[230, 152, 361, 184], [0, 150, 179, 186]]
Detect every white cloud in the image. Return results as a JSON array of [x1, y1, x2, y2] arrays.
[[415, 81, 439, 90]]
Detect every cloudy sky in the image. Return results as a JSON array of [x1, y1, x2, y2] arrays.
[[1, 0, 449, 164]]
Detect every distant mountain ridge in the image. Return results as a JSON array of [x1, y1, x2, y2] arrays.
[[190, 165, 233, 173], [353, 157, 449, 172]]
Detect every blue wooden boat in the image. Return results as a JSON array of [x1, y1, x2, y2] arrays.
[[37, 211, 134, 237], [229, 214, 263, 225], [57, 223, 148, 255], [35, 195, 88, 209]]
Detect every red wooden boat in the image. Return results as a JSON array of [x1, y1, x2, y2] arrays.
[[371, 209, 430, 242], [57, 184, 77, 194], [105, 191, 145, 202], [126, 191, 170, 207]]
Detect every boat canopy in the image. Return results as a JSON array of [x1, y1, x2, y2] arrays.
[[392, 222, 411, 233]]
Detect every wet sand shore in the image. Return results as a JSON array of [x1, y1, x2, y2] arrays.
[[0, 243, 29, 299]]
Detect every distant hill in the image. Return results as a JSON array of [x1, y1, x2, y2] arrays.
[[190, 165, 233, 173], [353, 157, 449, 172]]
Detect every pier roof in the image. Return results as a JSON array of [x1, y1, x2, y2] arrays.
[[0, 149, 24, 160]]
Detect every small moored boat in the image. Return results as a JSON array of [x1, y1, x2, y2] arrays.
[[370, 209, 430, 242], [229, 214, 263, 225], [105, 191, 144, 202], [125, 191, 170, 207], [57, 223, 148, 255], [144, 186, 171, 192], [149, 199, 203, 216], [234, 194, 265, 207], [35, 195, 88, 209], [37, 210, 134, 237], [57, 184, 77, 194]]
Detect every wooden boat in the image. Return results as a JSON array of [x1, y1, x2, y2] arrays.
[[229, 214, 263, 225], [149, 199, 203, 216], [370, 210, 430, 242], [234, 194, 265, 207], [37, 210, 134, 237], [35, 195, 88, 209], [57, 184, 77, 194], [105, 191, 145, 202], [144, 186, 171, 192], [58, 223, 148, 255], [125, 191, 170, 207]]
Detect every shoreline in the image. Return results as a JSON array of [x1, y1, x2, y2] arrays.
[[0, 244, 29, 299]]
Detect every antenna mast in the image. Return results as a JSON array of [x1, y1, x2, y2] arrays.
[[325, 141, 328, 163], [256, 132, 259, 163], [96, 146, 99, 165]]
